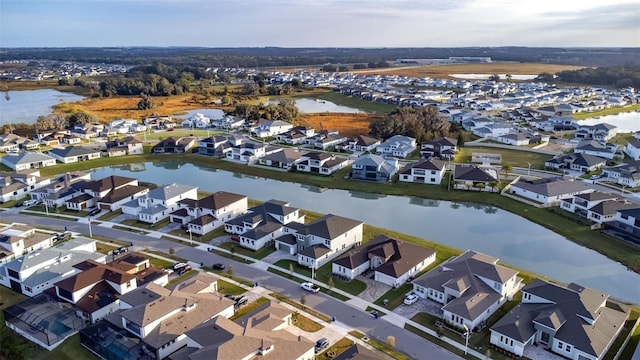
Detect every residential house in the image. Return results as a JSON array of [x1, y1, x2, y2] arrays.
[[585, 200, 638, 224], [70, 123, 103, 139], [152, 137, 196, 154], [225, 200, 305, 251], [348, 135, 381, 152], [350, 154, 399, 182], [106, 136, 144, 157], [490, 279, 628, 360], [296, 152, 349, 175], [0, 169, 52, 203], [399, 158, 447, 185], [181, 113, 211, 128], [275, 126, 315, 145], [601, 160, 640, 188], [92, 272, 236, 360], [173, 191, 247, 235], [211, 115, 245, 129], [48, 146, 101, 164], [332, 235, 436, 287], [452, 165, 499, 191], [0, 224, 55, 266], [472, 122, 512, 138], [0, 133, 39, 152], [496, 133, 532, 146], [376, 135, 417, 158], [574, 140, 617, 160], [196, 135, 231, 157], [509, 177, 594, 206], [53, 259, 138, 324], [251, 119, 294, 138], [608, 208, 640, 242], [1, 152, 57, 171], [257, 148, 306, 170], [420, 137, 458, 160], [306, 130, 348, 150], [170, 301, 315, 360], [224, 136, 268, 164], [0, 237, 104, 296], [560, 191, 619, 219], [575, 123, 618, 141], [70, 175, 149, 212], [285, 214, 364, 269], [624, 140, 640, 160], [412, 250, 521, 331], [544, 153, 607, 173], [127, 183, 198, 224], [30, 171, 92, 208]]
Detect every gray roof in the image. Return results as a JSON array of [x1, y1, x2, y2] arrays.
[[453, 165, 498, 182], [49, 145, 100, 157], [260, 148, 304, 163], [491, 279, 628, 357], [179, 191, 246, 211], [589, 201, 638, 216], [414, 250, 518, 321], [401, 158, 446, 174], [297, 214, 362, 240], [1, 152, 55, 166], [512, 177, 592, 197], [575, 140, 614, 153], [139, 204, 168, 215], [148, 183, 197, 201]]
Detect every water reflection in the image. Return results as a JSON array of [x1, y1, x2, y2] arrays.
[[111, 163, 147, 172], [409, 197, 441, 207], [348, 191, 387, 200], [300, 184, 328, 193]]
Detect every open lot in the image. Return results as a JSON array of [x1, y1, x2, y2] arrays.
[[353, 63, 585, 79]]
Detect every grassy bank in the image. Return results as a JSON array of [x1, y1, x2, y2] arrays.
[[29, 152, 640, 274], [572, 104, 640, 120]]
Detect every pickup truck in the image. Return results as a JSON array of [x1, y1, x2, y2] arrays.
[[300, 282, 320, 293]]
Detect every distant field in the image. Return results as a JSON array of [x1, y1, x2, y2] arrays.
[[455, 146, 552, 169], [297, 113, 381, 138], [353, 63, 585, 79]]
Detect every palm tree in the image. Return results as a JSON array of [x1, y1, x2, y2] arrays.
[[465, 183, 473, 191], [501, 163, 513, 176], [489, 181, 498, 193], [505, 74, 513, 82]]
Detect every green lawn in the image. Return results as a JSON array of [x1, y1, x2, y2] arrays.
[[373, 284, 413, 309], [168, 226, 227, 243], [96, 209, 122, 221], [218, 241, 276, 260], [299, 91, 396, 114], [292, 313, 324, 332], [572, 104, 640, 120], [216, 279, 246, 296], [229, 297, 270, 321], [455, 147, 552, 169], [141, 129, 223, 141], [120, 217, 171, 230]]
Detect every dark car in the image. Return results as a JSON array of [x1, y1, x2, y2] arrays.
[[88, 208, 101, 216], [224, 294, 236, 300], [116, 246, 128, 254], [178, 265, 192, 275], [14, 202, 23, 208], [212, 263, 226, 271], [315, 338, 329, 353]]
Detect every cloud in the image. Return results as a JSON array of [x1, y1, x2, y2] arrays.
[[541, 3, 640, 30]]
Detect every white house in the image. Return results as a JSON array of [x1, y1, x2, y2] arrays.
[[129, 183, 198, 224], [624, 139, 640, 160], [173, 191, 248, 235], [48, 146, 101, 164], [296, 152, 349, 175], [0, 170, 53, 203], [0, 237, 105, 296], [399, 158, 447, 185], [490, 279, 628, 360], [332, 235, 436, 287], [509, 177, 594, 206], [224, 137, 268, 164], [573, 140, 617, 160], [107, 136, 144, 157], [1, 152, 57, 171], [412, 250, 521, 331], [0, 224, 56, 266], [251, 119, 294, 138], [376, 135, 417, 158]]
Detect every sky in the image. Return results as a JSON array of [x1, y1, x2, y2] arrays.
[[1, 0, 639, 48]]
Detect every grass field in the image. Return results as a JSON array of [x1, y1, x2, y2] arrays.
[[455, 146, 553, 169], [297, 113, 381, 137], [572, 104, 640, 120], [353, 63, 585, 79]]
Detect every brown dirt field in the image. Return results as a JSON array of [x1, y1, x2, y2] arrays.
[[54, 94, 235, 122], [297, 113, 380, 138], [352, 63, 586, 79]]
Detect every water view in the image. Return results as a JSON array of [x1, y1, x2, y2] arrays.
[[579, 111, 640, 133], [449, 74, 538, 80], [0, 89, 84, 125], [90, 161, 640, 303], [173, 108, 225, 120], [264, 98, 365, 114]]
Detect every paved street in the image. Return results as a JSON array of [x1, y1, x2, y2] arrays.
[[0, 211, 463, 360]]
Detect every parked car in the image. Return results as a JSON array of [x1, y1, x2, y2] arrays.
[[162, 268, 174, 274], [14, 201, 23, 208], [300, 282, 320, 293], [315, 338, 329, 353], [172, 262, 188, 271], [54, 231, 72, 242], [116, 246, 128, 254], [403, 293, 419, 305], [178, 265, 192, 275], [88, 208, 101, 216], [23, 199, 38, 207], [212, 263, 226, 270], [230, 235, 240, 242], [234, 295, 248, 307]]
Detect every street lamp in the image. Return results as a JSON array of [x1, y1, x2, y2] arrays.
[[463, 324, 470, 355], [88, 216, 93, 238], [187, 229, 193, 245], [527, 162, 531, 176]]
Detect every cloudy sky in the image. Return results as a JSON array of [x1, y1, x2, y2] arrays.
[[1, 0, 639, 48]]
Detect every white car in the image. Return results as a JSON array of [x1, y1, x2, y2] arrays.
[[300, 282, 320, 293], [404, 293, 419, 305]]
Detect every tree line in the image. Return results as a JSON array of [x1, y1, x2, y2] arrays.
[[228, 99, 300, 122], [536, 65, 640, 88], [368, 106, 470, 144]]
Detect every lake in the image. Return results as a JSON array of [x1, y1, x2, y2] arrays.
[[90, 161, 640, 303], [0, 89, 84, 125], [264, 98, 365, 114], [173, 108, 225, 120], [579, 111, 640, 133]]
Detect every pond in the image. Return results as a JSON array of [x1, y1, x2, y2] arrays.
[[89, 161, 640, 303], [0, 89, 84, 125], [264, 98, 365, 114], [579, 111, 640, 133], [449, 74, 538, 80], [173, 108, 225, 121]]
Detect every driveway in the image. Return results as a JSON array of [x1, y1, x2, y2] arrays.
[[356, 273, 392, 303], [393, 296, 444, 320]]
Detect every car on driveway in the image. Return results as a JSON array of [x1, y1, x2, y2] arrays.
[[404, 293, 419, 305], [88, 208, 101, 216], [212, 263, 226, 270], [315, 338, 329, 353], [234, 295, 248, 307], [300, 282, 320, 293]]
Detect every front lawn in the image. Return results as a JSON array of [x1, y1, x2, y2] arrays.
[[218, 241, 276, 260]]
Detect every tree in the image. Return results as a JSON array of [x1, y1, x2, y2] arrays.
[[67, 111, 96, 128], [474, 183, 486, 191], [501, 163, 513, 176], [488, 74, 501, 82], [488, 181, 499, 193], [137, 94, 156, 110], [465, 183, 473, 191], [290, 78, 302, 87], [536, 72, 555, 82], [35, 113, 66, 131]]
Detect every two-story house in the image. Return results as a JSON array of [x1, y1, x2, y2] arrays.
[[490, 279, 628, 360], [420, 137, 458, 160], [0, 169, 53, 203], [224, 136, 268, 164], [251, 119, 294, 138], [296, 152, 349, 175], [152, 137, 196, 154], [376, 135, 417, 158], [399, 158, 447, 185], [122, 183, 198, 224], [172, 191, 248, 235], [350, 154, 399, 182], [196, 135, 231, 157], [0, 224, 55, 266], [348, 135, 381, 152], [106, 136, 144, 157], [574, 123, 618, 141], [412, 250, 521, 331]]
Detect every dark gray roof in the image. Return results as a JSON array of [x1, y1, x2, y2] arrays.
[[589, 201, 638, 216], [453, 165, 498, 182], [260, 148, 304, 163], [49, 145, 100, 157], [491, 279, 628, 357], [574, 191, 618, 202], [299, 244, 331, 259], [300, 214, 363, 240], [512, 177, 592, 197], [179, 191, 246, 210], [401, 158, 446, 174]]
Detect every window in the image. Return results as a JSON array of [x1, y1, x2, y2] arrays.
[[557, 341, 564, 349], [565, 344, 571, 352]]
